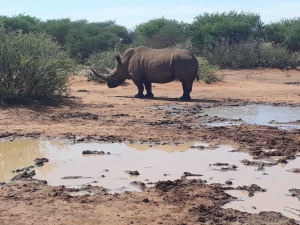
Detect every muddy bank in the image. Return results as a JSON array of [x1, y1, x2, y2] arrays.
[[0, 178, 297, 225]]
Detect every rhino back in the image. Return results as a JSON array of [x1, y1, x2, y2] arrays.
[[127, 47, 197, 83]]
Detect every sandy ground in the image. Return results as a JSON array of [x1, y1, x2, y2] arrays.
[[1, 68, 300, 224]]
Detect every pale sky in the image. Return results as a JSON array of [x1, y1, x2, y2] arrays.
[[1, 0, 300, 29]]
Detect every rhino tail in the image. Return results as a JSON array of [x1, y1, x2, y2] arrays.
[[193, 55, 199, 81]]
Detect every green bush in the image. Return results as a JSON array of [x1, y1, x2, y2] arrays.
[[203, 40, 260, 69], [85, 46, 122, 82], [0, 14, 41, 33], [259, 43, 300, 69], [264, 18, 300, 52], [203, 40, 300, 69], [37, 18, 72, 47], [133, 17, 187, 48], [66, 20, 130, 63], [0, 27, 75, 102], [187, 10, 263, 51], [197, 57, 222, 84]]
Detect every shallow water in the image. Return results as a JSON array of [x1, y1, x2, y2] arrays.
[[0, 139, 299, 221], [202, 104, 300, 128]]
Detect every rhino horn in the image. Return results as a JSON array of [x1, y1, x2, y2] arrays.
[[105, 67, 113, 73], [91, 68, 107, 81]]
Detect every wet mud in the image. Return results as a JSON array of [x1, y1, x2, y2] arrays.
[[1, 71, 300, 224]]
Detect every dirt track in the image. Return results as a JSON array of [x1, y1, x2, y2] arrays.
[[1, 68, 300, 224]]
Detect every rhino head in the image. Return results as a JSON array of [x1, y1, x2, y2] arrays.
[[91, 55, 127, 88]]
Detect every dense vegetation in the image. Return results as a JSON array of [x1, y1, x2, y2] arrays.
[[0, 26, 75, 102], [0, 11, 300, 101]]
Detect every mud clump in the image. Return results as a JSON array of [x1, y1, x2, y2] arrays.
[[77, 89, 89, 92], [225, 180, 233, 185], [10, 170, 36, 181], [210, 162, 238, 171], [142, 198, 149, 203], [190, 145, 205, 150], [210, 162, 229, 166], [190, 204, 238, 223], [82, 150, 110, 155], [154, 179, 207, 192], [287, 168, 300, 173], [182, 172, 202, 178], [61, 176, 93, 180], [241, 158, 289, 171], [235, 184, 266, 197], [289, 188, 300, 200], [250, 150, 296, 161], [269, 119, 300, 125], [112, 113, 129, 117], [241, 159, 276, 166], [34, 158, 49, 166], [125, 170, 140, 176], [51, 112, 98, 121], [66, 185, 107, 195], [155, 180, 181, 192], [240, 159, 279, 171], [12, 166, 34, 173], [130, 181, 146, 190], [221, 165, 238, 171]]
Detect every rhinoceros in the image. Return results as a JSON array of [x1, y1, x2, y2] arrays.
[[90, 46, 199, 100]]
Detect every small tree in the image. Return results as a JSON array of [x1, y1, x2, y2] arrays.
[[187, 10, 263, 51], [0, 27, 75, 102], [133, 17, 187, 48]]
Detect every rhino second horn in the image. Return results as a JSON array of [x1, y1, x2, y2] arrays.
[[91, 68, 107, 81]]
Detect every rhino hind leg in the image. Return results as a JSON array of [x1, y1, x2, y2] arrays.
[[180, 80, 193, 100], [144, 81, 154, 98], [133, 80, 145, 98]]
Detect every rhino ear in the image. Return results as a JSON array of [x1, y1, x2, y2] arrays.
[[116, 55, 121, 64]]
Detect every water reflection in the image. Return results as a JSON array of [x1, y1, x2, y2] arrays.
[[126, 142, 207, 152], [202, 104, 300, 128], [0, 139, 299, 221], [0, 140, 69, 182]]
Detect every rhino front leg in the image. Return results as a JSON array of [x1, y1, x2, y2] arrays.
[[133, 80, 145, 98], [144, 81, 154, 98], [180, 80, 193, 100]]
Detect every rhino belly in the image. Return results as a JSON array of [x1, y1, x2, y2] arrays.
[[144, 72, 176, 83]]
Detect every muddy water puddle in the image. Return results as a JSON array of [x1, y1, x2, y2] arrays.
[[0, 139, 300, 221], [202, 104, 300, 128]]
